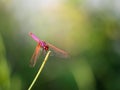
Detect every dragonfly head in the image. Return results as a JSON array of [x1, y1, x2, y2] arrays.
[[42, 41, 49, 51], [44, 45, 49, 51]]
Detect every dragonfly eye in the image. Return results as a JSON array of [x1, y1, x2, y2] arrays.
[[44, 45, 49, 51]]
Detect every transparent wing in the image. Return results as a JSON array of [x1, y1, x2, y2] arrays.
[[29, 44, 41, 67], [47, 43, 69, 58]]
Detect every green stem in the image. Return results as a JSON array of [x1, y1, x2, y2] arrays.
[[28, 51, 51, 90]]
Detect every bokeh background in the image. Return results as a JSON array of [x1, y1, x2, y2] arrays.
[[0, 0, 120, 90]]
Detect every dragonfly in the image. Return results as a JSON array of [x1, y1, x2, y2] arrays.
[[29, 32, 69, 67]]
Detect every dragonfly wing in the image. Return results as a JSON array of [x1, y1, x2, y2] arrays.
[[47, 43, 69, 58], [30, 44, 41, 67]]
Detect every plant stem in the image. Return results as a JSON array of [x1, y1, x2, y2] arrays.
[[28, 51, 51, 90]]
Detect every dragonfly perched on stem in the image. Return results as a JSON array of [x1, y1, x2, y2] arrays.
[[29, 32, 69, 67]]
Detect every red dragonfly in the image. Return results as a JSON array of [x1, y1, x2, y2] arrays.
[[29, 32, 69, 67]]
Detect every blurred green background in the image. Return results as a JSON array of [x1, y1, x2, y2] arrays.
[[0, 0, 120, 90]]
